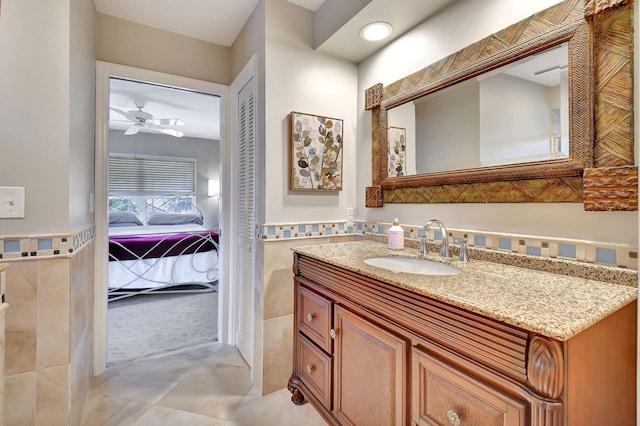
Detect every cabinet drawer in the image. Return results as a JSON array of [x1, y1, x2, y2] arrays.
[[298, 284, 333, 352], [413, 348, 526, 426], [297, 333, 332, 410]]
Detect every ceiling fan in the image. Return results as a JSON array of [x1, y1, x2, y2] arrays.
[[110, 101, 186, 137]]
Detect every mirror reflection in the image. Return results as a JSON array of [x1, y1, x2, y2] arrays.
[[387, 42, 569, 177]]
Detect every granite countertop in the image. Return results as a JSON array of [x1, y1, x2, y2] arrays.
[[293, 240, 638, 341]]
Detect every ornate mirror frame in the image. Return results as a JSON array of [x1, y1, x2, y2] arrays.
[[365, 0, 635, 210]]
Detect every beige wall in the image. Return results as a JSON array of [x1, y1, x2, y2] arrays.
[[231, 0, 265, 81], [263, 0, 359, 224], [96, 13, 232, 85], [0, 0, 95, 236], [69, 0, 97, 231]]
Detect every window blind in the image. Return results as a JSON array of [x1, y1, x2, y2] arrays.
[[109, 155, 196, 193]]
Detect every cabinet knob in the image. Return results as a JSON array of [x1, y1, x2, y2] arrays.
[[330, 329, 336, 339], [306, 365, 314, 374], [306, 313, 315, 322], [446, 409, 461, 426]]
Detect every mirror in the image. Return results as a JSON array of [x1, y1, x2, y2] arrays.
[[387, 43, 569, 177], [365, 0, 602, 205]]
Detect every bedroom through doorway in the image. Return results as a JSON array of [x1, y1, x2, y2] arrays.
[[104, 76, 222, 367]]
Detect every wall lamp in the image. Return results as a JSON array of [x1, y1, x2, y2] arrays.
[[208, 179, 220, 198]]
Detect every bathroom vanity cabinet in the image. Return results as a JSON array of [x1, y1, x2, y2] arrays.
[[294, 283, 407, 425], [288, 251, 637, 426]]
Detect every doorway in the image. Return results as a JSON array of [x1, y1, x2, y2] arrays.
[[94, 62, 231, 374]]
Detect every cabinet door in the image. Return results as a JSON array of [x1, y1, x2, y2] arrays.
[[333, 306, 407, 426], [413, 347, 526, 426]]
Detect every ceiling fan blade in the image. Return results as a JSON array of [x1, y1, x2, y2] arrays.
[[148, 118, 186, 126], [146, 123, 185, 137], [157, 128, 185, 138], [124, 124, 140, 135], [110, 107, 130, 120]]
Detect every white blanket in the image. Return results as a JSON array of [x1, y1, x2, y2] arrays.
[[108, 224, 218, 291]]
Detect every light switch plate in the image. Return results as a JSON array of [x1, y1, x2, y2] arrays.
[[0, 187, 25, 218], [346, 207, 355, 226]]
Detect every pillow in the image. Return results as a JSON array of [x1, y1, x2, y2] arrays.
[[109, 211, 143, 226], [147, 213, 203, 226], [109, 222, 142, 228]]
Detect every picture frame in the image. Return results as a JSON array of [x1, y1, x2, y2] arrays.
[[388, 126, 406, 177], [289, 111, 344, 191]]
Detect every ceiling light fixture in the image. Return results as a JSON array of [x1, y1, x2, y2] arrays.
[[360, 21, 393, 41]]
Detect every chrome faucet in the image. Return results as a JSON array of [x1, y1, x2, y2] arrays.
[[420, 219, 450, 258]]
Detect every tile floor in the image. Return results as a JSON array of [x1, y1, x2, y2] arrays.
[[81, 342, 328, 425]]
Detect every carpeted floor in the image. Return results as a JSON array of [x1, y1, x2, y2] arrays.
[[107, 290, 218, 367]]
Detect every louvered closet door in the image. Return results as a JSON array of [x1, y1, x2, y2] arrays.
[[234, 78, 255, 364]]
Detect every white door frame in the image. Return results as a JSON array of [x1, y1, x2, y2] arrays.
[[93, 61, 231, 375]]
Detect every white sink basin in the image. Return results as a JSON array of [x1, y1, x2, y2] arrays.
[[363, 256, 462, 276]]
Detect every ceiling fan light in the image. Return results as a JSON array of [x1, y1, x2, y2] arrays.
[[153, 118, 186, 126], [360, 22, 393, 41]]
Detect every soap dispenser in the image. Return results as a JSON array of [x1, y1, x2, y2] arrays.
[[388, 218, 404, 250]]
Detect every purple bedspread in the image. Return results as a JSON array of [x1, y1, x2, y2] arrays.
[[109, 231, 218, 261]]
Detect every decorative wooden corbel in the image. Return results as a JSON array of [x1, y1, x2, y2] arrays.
[[583, 0, 636, 210], [365, 83, 383, 111], [527, 336, 564, 400], [584, 0, 630, 17], [365, 186, 384, 208], [583, 166, 638, 211]]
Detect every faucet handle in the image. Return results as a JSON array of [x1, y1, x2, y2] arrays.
[[419, 234, 427, 256], [454, 238, 469, 262]]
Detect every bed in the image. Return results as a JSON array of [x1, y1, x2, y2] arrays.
[[108, 196, 219, 301]]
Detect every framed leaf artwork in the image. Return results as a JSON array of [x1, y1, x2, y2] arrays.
[[388, 126, 406, 177], [289, 111, 344, 191]]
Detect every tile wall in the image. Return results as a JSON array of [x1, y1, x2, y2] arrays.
[[258, 235, 358, 395], [0, 265, 8, 424], [2, 225, 95, 426]]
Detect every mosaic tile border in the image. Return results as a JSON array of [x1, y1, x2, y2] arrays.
[[0, 225, 95, 261], [0, 220, 633, 269], [260, 221, 638, 270], [260, 222, 361, 240]]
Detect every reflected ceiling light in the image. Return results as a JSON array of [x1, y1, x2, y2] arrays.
[[360, 21, 393, 41]]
